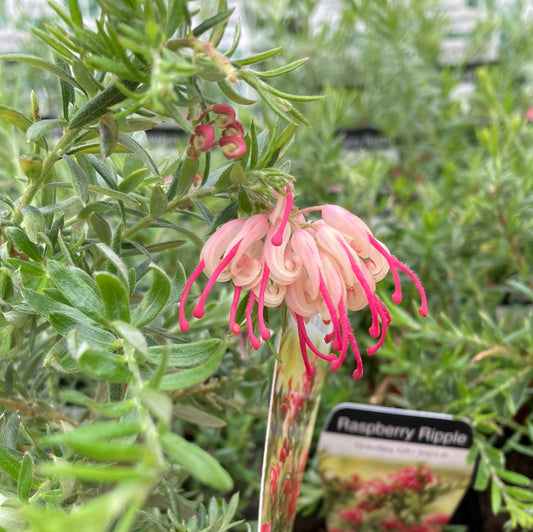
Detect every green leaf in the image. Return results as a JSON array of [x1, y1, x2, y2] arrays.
[[47, 260, 106, 322], [217, 79, 256, 105], [149, 185, 168, 217], [140, 388, 172, 426], [60, 440, 146, 462], [72, 59, 102, 96], [254, 57, 309, 78], [61, 390, 134, 418], [85, 55, 145, 81], [95, 271, 131, 322], [132, 264, 171, 327], [192, 9, 233, 37], [45, 338, 79, 373], [95, 242, 130, 292], [209, 201, 238, 232], [504, 486, 533, 501], [0, 104, 32, 133], [147, 339, 220, 367], [496, 468, 532, 487], [158, 341, 225, 391], [0, 325, 13, 357], [26, 118, 67, 143], [89, 212, 112, 245], [2, 414, 20, 449], [490, 481, 502, 516], [78, 349, 133, 382], [174, 156, 199, 198], [20, 205, 46, 243], [17, 453, 33, 502], [89, 184, 141, 204], [112, 321, 148, 355], [117, 133, 159, 176], [236, 47, 284, 66], [68, 79, 139, 129], [99, 113, 120, 158], [117, 167, 147, 193], [68, 0, 83, 28], [0, 445, 21, 481], [0, 53, 82, 90], [164, 0, 186, 37], [62, 153, 90, 205], [51, 312, 117, 351], [174, 405, 226, 428], [38, 462, 149, 482], [161, 432, 233, 491], [474, 459, 490, 491], [7, 227, 42, 261], [42, 421, 142, 445]]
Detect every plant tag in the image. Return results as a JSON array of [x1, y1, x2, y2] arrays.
[[258, 315, 330, 532], [318, 403, 474, 531]]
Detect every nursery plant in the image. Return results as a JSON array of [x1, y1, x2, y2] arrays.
[[0, 1, 532, 532]]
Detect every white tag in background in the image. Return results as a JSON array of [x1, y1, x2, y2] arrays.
[[318, 403, 474, 532]]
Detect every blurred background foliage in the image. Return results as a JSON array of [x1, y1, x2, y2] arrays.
[[0, 0, 532, 531]]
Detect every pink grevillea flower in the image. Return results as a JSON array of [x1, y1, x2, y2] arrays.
[[179, 185, 427, 379], [218, 135, 247, 159], [187, 104, 247, 160], [187, 124, 215, 160]]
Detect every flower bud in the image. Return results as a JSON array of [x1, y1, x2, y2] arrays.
[[219, 135, 247, 159], [19, 154, 43, 181]]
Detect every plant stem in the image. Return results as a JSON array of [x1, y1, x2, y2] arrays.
[[13, 127, 80, 225]]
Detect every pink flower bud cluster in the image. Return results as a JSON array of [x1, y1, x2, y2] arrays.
[[187, 104, 246, 160], [179, 185, 427, 379]]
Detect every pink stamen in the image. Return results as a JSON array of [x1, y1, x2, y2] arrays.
[[339, 239, 381, 338], [179, 259, 206, 332], [368, 234, 402, 304], [245, 292, 262, 349], [392, 257, 428, 317], [330, 301, 350, 371], [257, 265, 272, 341], [367, 298, 391, 356], [229, 286, 242, 334], [346, 326, 363, 379], [271, 187, 293, 246], [193, 240, 241, 319], [368, 234, 427, 316], [295, 314, 337, 362], [331, 300, 363, 379], [319, 275, 342, 351], [295, 314, 316, 376]]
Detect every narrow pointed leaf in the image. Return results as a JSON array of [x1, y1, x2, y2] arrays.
[[47, 260, 106, 322], [161, 432, 233, 491], [62, 153, 90, 205], [95, 271, 131, 322], [7, 227, 42, 261], [0, 54, 82, 90], [159, 342, 225, 390], [0, 105, 32, 133], [17, 453, 34, 502], [78, 349, 133, 382], [147, 339, 220, 367], [132, 264, 171, 327]]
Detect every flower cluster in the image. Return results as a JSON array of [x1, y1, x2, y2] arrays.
[[187, 104, 246, 160], [331, 467, 448, 532], [179, 185, 427, 378]]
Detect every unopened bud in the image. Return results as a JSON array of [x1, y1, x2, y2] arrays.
[[99, 113, 119, 159], [19, 154, 43, 181], [31, 89, 40, 121]]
